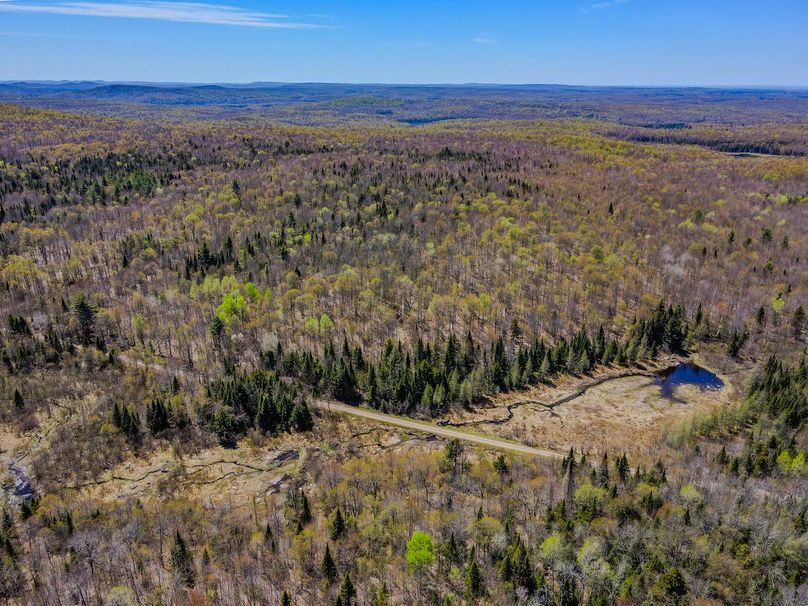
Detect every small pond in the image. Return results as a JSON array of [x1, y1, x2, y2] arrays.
[[654, 362, 724, 398]]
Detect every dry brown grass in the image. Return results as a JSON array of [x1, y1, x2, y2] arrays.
[[442, 355, 735, 456]]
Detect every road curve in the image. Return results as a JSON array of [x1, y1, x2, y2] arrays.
[[315, 400, 561, 459]]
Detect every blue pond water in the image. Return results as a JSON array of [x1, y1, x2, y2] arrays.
[[654, 362, 724, 399]]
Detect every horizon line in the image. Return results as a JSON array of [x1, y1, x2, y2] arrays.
[[3, 79, 808, 91]]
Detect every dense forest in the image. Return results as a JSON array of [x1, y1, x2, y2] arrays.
[[0, 86, 807, 605]]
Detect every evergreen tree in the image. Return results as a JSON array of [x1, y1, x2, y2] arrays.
[[494, 454, 510, 476], [576, 349, 591, 374], [509, 358, 524, 389], [727, 328, 749, 358], [443, 532, 462, 565], [755, 305, 766, 328], [563, 448, 577, 514], [793, 305, 806, 339], [459, 379, 474, 406], [461, 330, 477, 374], [513, 542, 537, 596], [280, 590, 292, 606], [212, 406, 236, 446], [113, 404, 141, 440], [255, 394, 278, 432], [432, 382, 447, 412], [500, 549, 514, 583], [373, 583, 389, 606], [146, 397, 170, 433], [594, 325, 606, 361], [339, 574, 356, 606], [616, 453, 630, 483], [464, 548, 484, 599], [72, 292, 96, 346], [321, 544, 338, 582], [565, 345, 577, 373], [367, 364, 379, 407], [597, 452, 609, 487], [443, 334, 459, 373], [331, 360, 360, 404], [298, 491, 312, 526], [603, 340, 617, 364], [210, 315, 225, 341], [290, 401, 314, 431], [510, 318, 522, 342], [7, 315, 31, 336], [490, 337, 508, 390], [539, 350, 552, 379], [171, 530, 195, 588], [560, 575, 579, 606], [420, 384, 434, 410], [330, 507, 346, 541]]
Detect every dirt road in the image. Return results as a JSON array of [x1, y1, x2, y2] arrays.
[[315, 400, 561, 459]]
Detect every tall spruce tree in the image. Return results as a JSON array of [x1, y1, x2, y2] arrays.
[[465, 547, 484, 598], [339, 574, 356, 606], [330, 507, 346, 541], [171, 530, 195, 588], [321, 544, 338, 582]]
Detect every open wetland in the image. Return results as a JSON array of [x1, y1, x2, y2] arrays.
[[444, 360, 731, 454]]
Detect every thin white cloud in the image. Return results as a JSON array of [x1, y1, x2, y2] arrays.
[[588, 0, 630, 9], [472, 33, 495, 46], [0, 1, 330, 29]]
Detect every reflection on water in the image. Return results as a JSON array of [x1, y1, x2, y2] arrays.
[[654, 362, 724, 399]]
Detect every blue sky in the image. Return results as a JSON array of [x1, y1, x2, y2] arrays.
[[0, 0, 806, 85]]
